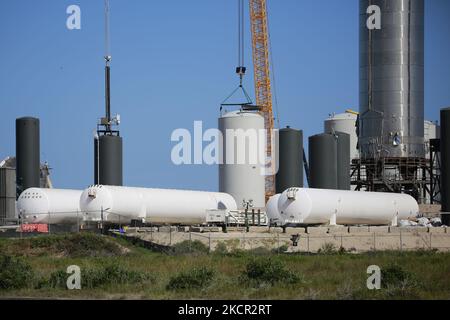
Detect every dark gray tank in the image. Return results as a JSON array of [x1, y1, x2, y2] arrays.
[[309, 134, 337, 189], [334, 132, 351, 190], [15, 117, 40, 197], [276, 127, 303, 193], [94, 135, 123, 186], [441, 107, 450, 226]]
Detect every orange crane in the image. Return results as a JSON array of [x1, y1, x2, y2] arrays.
[[249, 0, 275, 201]]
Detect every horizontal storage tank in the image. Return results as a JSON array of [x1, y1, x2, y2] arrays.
[[219, 110, 266, 210], [267, 188, 418, 226], [17, 188, 83, 224], [79, 185, 238, 225], [266, 193, 281, 226]]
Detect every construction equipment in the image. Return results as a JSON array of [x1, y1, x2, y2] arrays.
[[249, 0, 275, 201]]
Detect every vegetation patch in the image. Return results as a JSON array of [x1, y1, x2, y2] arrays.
[[167, 267, 215, 290], [0, 254, 35, 290], [171, 240, 209, 256], [241, 257, 301, 286]]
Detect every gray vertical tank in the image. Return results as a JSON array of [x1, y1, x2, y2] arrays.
[[334, 132, 351, 190], [309, 134, 337, 189], [359, 0, 424, 159], [95, 135, 123, 186], [0, 167, 16, 225], [441, 107, 450, 226], [276, 127, 303, 193], [16, 117, 40, 197]]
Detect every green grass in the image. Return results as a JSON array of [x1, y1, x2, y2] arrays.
[[0, 233, 449, 300]]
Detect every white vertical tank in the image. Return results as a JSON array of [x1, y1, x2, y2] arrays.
[[424, 120, 439, 159], [219, 110, 266, 210], [17, 188, 82, 224], [324, 112, 359, 159]]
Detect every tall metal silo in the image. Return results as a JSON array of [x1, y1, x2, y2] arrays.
[[356, 0, 426, 198], [276, 127, 303, 193], [309, 134, 337, 189], [335, 132, 351, 190], [325, 112, 359, 160], [94, 134, 123, 186], [441, 107, 450, 226], [0, 167, 16, 225], [16, 117, 40, 197], [219, 110, 266, 210], [359, 0, 424, 159]]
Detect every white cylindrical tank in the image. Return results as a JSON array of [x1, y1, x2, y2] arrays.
[[424, 120, 439, 159], [268, 188, 418, 226], [17, 188, 82, 224], [324, 112, 359, 159], [219, 110, 266, 210], [79, 185, 238, 224]]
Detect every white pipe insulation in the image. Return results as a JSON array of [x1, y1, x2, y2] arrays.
[[79, 185, 238, 225], [267, 188, 419, 226]]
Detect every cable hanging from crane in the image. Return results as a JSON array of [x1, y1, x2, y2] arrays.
[[221, 0, 253, 108]]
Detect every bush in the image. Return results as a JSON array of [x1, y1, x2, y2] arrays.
[[242, 257, 300, 286], [46, 264, 153, 289], [167, 267, 215, 290], [381, 264, 413, 288], [317, 242, 337, 255], [214, 242, 228, 255], [172, 240, 209, 256], [0, 254, 35, 290]]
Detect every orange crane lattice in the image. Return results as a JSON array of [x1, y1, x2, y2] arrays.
[[249, 0, 275, 201]]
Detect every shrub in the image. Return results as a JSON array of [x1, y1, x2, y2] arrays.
[[46, 264, 153, 289], [167, 267, 215, 290], [242, 257, 300, 286], [172, 240, 209, 256], [0, 254, 35, 290], [381, 264, 413, 288], [214, 242, 228, 255], [317, 242, 337, 255]]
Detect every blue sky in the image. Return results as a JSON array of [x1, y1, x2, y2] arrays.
[[0, 0, 449, 191]]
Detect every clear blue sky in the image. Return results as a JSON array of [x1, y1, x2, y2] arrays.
[[0, 0, 449, 191]]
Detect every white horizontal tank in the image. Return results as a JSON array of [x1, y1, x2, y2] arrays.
[[267, 188, 418, 226], [17, 188, 83, 224], [79, 185, 238, 225]]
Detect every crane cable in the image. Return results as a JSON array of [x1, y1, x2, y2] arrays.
[[266, 7, 280, 129]]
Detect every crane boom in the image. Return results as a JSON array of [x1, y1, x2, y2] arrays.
[[249, 0, 275, 201]]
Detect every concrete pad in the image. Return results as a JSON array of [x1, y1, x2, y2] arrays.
[[306, 226, 329, 234], [349, 226, 370, 233], [226, 227, 246, 233], [249, 226, 269, 233], [189, 226, 203, 233], [327, 226, 349, 234], [269, 227, 284, 234], [285, 227, 306, 234], [429, 227, 447, 234], [202, 226, 221, 233], [178, 226, 190, 233], [369, 226, 390, 233]]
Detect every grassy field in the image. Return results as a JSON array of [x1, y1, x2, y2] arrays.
[[0, 233, 449, 300]]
